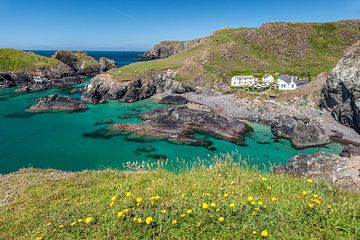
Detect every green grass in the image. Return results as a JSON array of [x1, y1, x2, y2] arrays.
[[0, 48, 59, 72], [1, 159, 359, 240]]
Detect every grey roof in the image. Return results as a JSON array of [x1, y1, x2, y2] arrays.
[[263, 74, 272, 78], [294, 79, 307, 86], [278, 75, 299, 84]]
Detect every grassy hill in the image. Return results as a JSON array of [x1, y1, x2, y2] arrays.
[[108, 20, 360, 87], [1, 160, 359, 239], [0, 49, 60, 72]]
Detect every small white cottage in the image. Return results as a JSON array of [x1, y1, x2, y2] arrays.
[[262, 74, 274, 85], [231, 75, 258, 87], [277, 75, 306, 90]]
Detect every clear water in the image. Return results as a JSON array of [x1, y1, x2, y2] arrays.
[[0, 85, 343, 174]]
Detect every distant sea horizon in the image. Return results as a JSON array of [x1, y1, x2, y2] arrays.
[[25, 50, 145, 67]]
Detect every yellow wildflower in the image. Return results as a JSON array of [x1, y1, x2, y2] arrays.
[[59, 224, 64, 228], [202, 203, 209, 209], [180, 214, 186, 218], [137, 218, 143, 223], [229, 203, 236, 208], [150, 195, 160, 201], [46, 222, 52, 226], [145, 216, 153, 225], [307, 179, 313, 183], [172, 219, 178, 225], [261, 230, 269, 238], [218, 216, 225, 222], [181, 193, 186, 198], [252, 230, 257, 235], [210, 202, 216, 208], [35, 237, 42, 240], [85, 217, 93, 224], [109, 202, 115, 208], [261, 177, 268, 181], [111, 196, 117, 202], [186, 209, 193, 214], [247, 196, 254, 202], [250, 201, 256, 205], [136, 197, 143, 203], [308, 203, 315, 208], [123, 208, 131, 213], [117, 211, 124, 218], [223, 193, 229, 198], [258, 201, 264, 205], [327, 204, 333, 209], [255, 207, 260, 211], [77, 219, 83, 223], [133, 217, 137, 222], [125, 192, 132, 197], [267, 186, 272, 190], [312, 198, 321, 204], [205, 193, 211, 197], [70, 221, 77, 226], [302, 191, 308, 195], [271, 197, 278, 202], [313, 194, 319, 198], [161, 209, 167, 214]]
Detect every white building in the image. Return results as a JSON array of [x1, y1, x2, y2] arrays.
[[277, 75, 307, 90], [33, 76, 44, 83], [231, 75, 258, 87], [262, 74, 274, 85]]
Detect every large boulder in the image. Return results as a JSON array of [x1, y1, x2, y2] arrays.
[[271, 115, 331, 148], [81, 70, 193, 104], [273, 152, 360, 191], [321, 40, 360, 133], [141, 39, 203, 60], [159, 95, 189, 105], [52, 50, 101, 76], [29, 94, 88, 112], [99, 57, 117, 73]]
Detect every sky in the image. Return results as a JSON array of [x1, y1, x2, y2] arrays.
[[0, 0, 359, 51]]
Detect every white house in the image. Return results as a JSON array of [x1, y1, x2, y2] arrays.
[[33, 76, 44, 83], [262, 74, 274, 85], [277, 75, 307, 90], [231, 75, 258, 87]]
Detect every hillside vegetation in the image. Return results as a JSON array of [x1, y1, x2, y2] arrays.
[[0, 49, 59, 72], [109, 20, 360, 87], [1, 160, 359, 239]]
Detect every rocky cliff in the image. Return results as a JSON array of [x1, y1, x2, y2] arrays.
[[141, 38, 203, 60], [321, 40, 360, 133]]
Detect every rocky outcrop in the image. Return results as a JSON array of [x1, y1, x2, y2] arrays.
[[81, 70, 193, 104], [340, 144, 360, 157], [52, 50, 101, 76], [159, 95, 189, 105], [84, 106, 251, 149], [321, 40, 360, 133], [99, 57, 117, 73], [271, 115, 331, 148], [141, 39, 203, 60], [273, 152, 360, 191], [29, 94, 88, 112]]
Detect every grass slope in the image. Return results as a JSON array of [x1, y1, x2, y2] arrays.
[[0, 49, 59, 72], [109, 20, 360, 84], [1, 161, 359, 239]]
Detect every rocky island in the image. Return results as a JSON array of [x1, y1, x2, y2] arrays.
[[29, 94, 88, 112]]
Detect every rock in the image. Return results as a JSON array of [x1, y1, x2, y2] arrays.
[[29, 94, 88, 112], [81, 70, 193, 104], [94, 119, 114, 126], [103, 106, 252, 149], [159, 95, 189, 105], [320, 40, 360, 133], [273, 152, 360, 191], [15, 83, 47, 93], [99, 57, 117, 73], [340, 144, 360, 157], [271, 115, 331, 148], [52, 50, 100, 76], [141, 39, 203, 60]]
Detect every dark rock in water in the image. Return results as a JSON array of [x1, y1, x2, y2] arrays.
[[320, 40, 360, 133], [146, 154, 168, 160], [135, 145, 156, 153], [119, 114, 139, 119], [159, 95, 189, 105], [340, 144, 360, 157], [29, 94, 88, 112], [81, 70, 193, 104], [273, 139, 280, 143], [271, 115, 331, 149], [109, 106, 252, 148], [94, 119, 114, 126], [15, 83, 48, 93], [273, 152, 360, 191], [257, 141, 271, 144], [99, 57, 117, 73], [5, 111, 39, 119], [82, 128, 119, 139]]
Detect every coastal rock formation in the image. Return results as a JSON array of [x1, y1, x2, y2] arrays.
[[141, 39, 203, 60], [273, 152, 360, 191], [86, 106, 252, 149], [52, 50, 101, 76], [29, 94, 88, 112], [81, 70, 193, 104], [159, 95, 189, 105], [271, 115, 331, 148], [99, 57, 117, 73], [321, 40, 360, 133], [340, 144, 360, 157]]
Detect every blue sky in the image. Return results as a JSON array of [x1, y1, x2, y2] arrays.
[[0, 0, 359, 51]]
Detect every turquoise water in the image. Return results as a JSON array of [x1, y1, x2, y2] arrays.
[[0, 84, 343, 174]]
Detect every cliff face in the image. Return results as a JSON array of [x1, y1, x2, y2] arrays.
[[141, 38, 203, 60], [321, 40, 360, 133]]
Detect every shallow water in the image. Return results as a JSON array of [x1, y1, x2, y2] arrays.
[[0, 85, 343, 174]]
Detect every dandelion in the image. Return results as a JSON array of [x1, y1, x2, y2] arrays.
[[125, 192, 132, 197], [117, 211, 124, 218], [205, 193, 211, 197], [327, 204, 333, 209], [145, 216, 153, 225], [202, 203, 209, 209], [308, 203, 315, 208], [218, 216, 225, 222], [77, 219, 83, 223], [70, 221, 77, 226], [172, 219, 178, 225], [307, 179, 313, 183], [229, 203, 236, 208], [261, 230, 269, 238], [111, 196, 117, 202], [85, 217, 93, 224], [161, 209, 167, 214], [35, 237, 42, 240], [250, 201, 256, 205], [247, 196, 254, 202], [223, 193, 229, 198], [255, 207, 260, 211], [271, 197, 278, 202], [180, 214, 186, 218], [181, 193, 186, 199], [312, 198, 321, 204], [261, 177, 268, 181], [252, 230, 257, 235], [267, 186, 272, 190], [59, 224, 64, 229], [137, 218, 143, 224], [186, 209, 193, 214], [302, 191, 308, 195], [210, 202, 216, 208], [136, 197, 143, 203], [150, 195, 160, 201], [133, 217, 137, 222], [313, 194, 319, 198], [123, 208, 131, 213]]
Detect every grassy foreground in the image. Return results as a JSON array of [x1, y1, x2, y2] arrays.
[[0, 161, 359, 240]]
